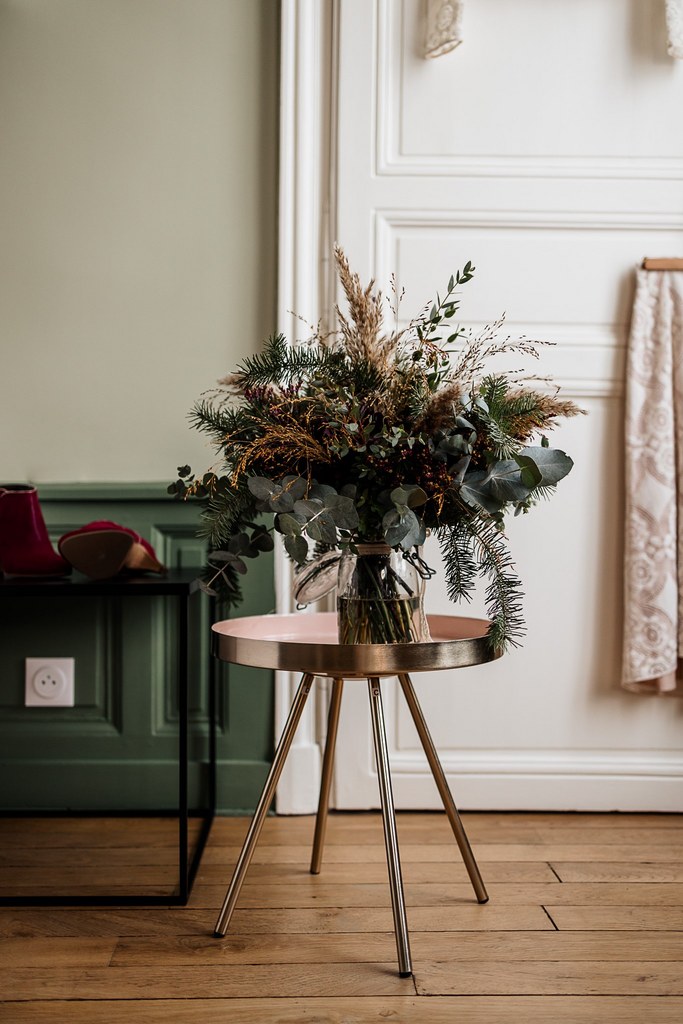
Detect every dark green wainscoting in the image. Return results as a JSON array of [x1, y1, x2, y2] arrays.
[[0, 483, 275, 814]]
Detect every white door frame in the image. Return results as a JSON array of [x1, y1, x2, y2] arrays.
[[274, 0, 336, 813]]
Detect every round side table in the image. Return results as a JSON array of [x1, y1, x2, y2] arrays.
[[211, 611, 500, 978]]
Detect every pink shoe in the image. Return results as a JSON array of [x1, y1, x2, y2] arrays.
[[58, 521, 165, 580], [0, 484, 70, 577]]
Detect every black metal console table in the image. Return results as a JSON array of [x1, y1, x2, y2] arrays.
[[0, 569, 216, 907]]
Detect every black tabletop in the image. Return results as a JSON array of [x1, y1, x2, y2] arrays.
[[0, 568, 203, 597]]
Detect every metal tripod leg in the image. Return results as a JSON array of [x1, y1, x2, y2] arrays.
[[398, 672, 488, 904], [214, 673, 315, 937], [368, 677, 412, 977], [310, 678, 344, 875]]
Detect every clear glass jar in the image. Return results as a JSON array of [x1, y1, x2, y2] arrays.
[[336, 543, 431, 645]]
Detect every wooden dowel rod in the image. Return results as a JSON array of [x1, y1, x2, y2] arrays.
[[642, 258, 683, 271]]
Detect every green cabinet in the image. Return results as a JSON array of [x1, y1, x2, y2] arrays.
[[0, 484, 275, 813]]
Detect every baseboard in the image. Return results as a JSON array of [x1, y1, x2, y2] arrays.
[[389, 750, 683, 812]]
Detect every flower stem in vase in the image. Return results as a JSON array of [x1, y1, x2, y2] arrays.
[[337, 544, 430, 645]]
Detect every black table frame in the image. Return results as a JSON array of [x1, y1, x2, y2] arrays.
[[0, 570, 216, 907]]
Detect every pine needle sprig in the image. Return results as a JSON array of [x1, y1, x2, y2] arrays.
[[438, 521, 477, 605], [227, 334, 345, 390], [188, 400, 250, 444], [467, 513, 525, 653], [440, 497, 525, 652]]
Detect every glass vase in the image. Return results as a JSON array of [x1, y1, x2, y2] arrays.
[[336, 543, 431, 645]]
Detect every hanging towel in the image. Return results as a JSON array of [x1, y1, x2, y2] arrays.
[[666, 0, 683, 58], [424, 0, 464, 59], [623, 268, 683, 694]]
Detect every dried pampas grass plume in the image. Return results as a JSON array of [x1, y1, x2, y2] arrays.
[[333, 245, 396, 372]]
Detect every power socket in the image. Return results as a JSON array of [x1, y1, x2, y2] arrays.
[[25, 658, 75, 707]]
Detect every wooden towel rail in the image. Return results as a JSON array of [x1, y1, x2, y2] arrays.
[[642, 258, 683, 271]]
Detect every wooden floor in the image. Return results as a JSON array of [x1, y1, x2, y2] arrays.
[[1, 811, 683, 1022]]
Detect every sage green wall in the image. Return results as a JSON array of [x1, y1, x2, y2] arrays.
[[0, 1, 279, 812], [0, 0, 278, 482]]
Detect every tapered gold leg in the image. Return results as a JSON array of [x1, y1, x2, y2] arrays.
[[398, 673, 488, 904], [214, 673, 315, 937], [310, 678, 344, 874], [368, 677, 412, 977]]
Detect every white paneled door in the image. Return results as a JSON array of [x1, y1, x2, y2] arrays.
[[278, 0, 683, 813]]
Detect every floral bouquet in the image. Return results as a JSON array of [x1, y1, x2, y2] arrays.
[[171, 248, 580, 651]]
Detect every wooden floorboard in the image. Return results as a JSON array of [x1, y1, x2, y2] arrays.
[[4, 997, 683, 1024], [0, 811, 682, 1021]]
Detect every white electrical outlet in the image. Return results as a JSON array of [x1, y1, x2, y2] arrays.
[[25, 658, 75, 707]]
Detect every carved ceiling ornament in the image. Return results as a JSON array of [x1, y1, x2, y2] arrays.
[[424, 0, 464, 59], [423, 1, 682, 61]]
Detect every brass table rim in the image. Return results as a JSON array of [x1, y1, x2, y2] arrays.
[[211, 611, 499, 677]]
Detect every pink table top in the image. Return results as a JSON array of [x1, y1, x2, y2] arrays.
[[211, 612, 499, 677]]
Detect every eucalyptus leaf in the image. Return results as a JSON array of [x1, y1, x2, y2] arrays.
[[451, 455, 471, 487], [378, 505, 421, 548], [513, 454, 543, 488], [439, 434, 470, 456], [268, 489, 295, 513], [306, 511, 338, 545], [250, 530, 274, 552], [275, 512, 306, 536], [293, 498, 324, 518], [484, 460, 533, 503], [390, 485, 428, 509], [460, 472, 506, 514], [248, 476, 279, 501], [197, 580, 218, 597], [325, 494, 359, 530], [228, 532, 251, 555], [310, 482, 338, 502], [390, 487, 409, 507], [281, 475, 307, 501], [521, 447, 573, 486], [382, 506, 419, 547], [207, 550, 233, 563], [285, 534, 308, 564]]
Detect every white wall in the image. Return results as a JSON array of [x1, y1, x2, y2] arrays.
[[332, 0, 683, 810], [0, 0, 278, 483]]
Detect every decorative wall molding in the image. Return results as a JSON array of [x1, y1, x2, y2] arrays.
[[376, 0, 683, 181], [0, 601, 122, 735], [275, 0, 336, 813], [374, 207, 683, 239]]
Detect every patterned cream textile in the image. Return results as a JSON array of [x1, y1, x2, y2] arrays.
[[666, 0, 683, 58], [623, 268, 683, 694]]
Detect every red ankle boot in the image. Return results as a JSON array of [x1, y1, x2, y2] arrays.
[[58, 521, 165, 580], [0, 484, 70, 577]]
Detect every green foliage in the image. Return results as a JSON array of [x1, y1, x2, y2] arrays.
[[172, 253, 578, 649], [234, 333, 347, 389]]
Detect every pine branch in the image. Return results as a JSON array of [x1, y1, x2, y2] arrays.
[[459, 511, 525, 652], [438, 522, 477, 604], [189, 401, 253, 447], [233, 334, 346, 389], [439, 507, 524, 651]]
